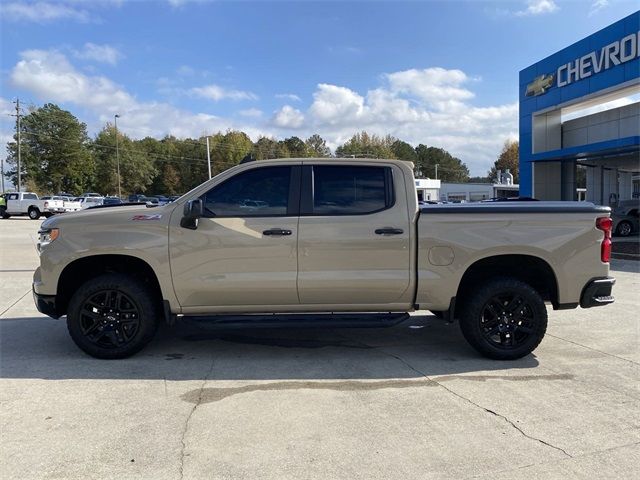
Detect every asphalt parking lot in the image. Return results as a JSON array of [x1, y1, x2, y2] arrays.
[[1, 217, 639, 480]]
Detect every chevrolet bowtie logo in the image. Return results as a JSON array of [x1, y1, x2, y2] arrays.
[[526, 74, 555, 97]]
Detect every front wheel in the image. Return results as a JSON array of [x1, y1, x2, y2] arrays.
[[458, 278, 547, 360], [67, 273, 159, 359]]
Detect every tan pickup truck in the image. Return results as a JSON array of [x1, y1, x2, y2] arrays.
[[33, 158, 615, 360]]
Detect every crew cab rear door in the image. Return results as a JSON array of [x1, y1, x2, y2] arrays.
[[169, 164, 301, 309], [297, 163, 412, 306]]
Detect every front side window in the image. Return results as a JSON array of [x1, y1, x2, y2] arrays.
[[7, 194, 18, 200], [201, 166, 291, 217], [312, 165, 389, 215]]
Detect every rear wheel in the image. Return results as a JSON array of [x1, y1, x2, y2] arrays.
[[616, 221, 632, 237], [458, 277, 547, 360], [67, 273, 159, 359], [28, 207, 40, 220]]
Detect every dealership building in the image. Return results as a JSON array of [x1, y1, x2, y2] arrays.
[[519, 11, 639, 205]]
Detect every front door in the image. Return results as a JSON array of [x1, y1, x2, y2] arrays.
[[297, 164, 412, 306], [169, 164, 300, 309]]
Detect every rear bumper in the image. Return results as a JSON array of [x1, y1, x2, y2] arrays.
[[580, 277, 615, 308], [33, 289, 60, 319]]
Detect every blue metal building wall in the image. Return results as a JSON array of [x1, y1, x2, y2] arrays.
[[519, 11, 640, 197]]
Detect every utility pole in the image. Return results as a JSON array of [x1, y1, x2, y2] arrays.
[[206, 136, 212, 179], [1, 156, 5, 193], [114, 114, 121, 198], [435, 163, 439, 180], [15, 98, 21, 192]]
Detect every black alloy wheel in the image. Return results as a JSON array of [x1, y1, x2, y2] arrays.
[[459, 277, 547, 360], [78, 289, 142, 349], [478, 292, 536, 349], [67, 273, 159, 359]]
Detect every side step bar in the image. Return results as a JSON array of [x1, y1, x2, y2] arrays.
[[180, 312, 410, 330]]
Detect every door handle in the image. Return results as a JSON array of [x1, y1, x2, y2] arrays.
[[375, 228, 404, 235], [263, 228, 292, 236]]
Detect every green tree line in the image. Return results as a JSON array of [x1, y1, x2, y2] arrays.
[[4, 103, 491, 196]]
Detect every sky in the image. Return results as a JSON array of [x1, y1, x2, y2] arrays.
[[1, 0, 638, 176]]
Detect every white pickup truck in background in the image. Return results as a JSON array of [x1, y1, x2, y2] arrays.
[[2, 192, 65, 219]]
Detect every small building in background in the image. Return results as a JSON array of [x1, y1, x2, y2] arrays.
[[415, 171, 520, 202], [415, 178, 441, 202]]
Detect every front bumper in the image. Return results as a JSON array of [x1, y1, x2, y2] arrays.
[[580, 277, 615, 308], [33, 289, 60, 319]]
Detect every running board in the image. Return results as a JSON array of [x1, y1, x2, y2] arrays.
[[180, 312, 410, 330]]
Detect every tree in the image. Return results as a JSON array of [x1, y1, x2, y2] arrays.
[[488, 140, 519, 184], [415, 144, 469, 182], [305, 134, 331, 157], [92, 125, 156, 195], [209, 130, 253, 174], [283, 136, 308, 157], [335, 131, 396, 159], [5, 103, 94, 194], [391, 140, 417, 163]]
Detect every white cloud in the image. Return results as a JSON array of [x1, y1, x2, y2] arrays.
[[308, 84, 365, 125], [190, 84, 258, 102], [272, 105, 305, 128], [589, 0, 609, 16], [9, 49, 253, 140], [275, 93, 302, 102], [386, 67, 474, 110], [0, 1, 91, 23], [239, 108, 263, 118], [515, 0, 559, 16], [74, 43, 123, 65], [269, 68, 518, 175]]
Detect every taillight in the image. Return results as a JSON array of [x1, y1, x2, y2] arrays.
[[44, 201, 49, 208], [596, 217, 612, 263]]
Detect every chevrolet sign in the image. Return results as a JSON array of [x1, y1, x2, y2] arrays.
[[526, 31, 639, 96]]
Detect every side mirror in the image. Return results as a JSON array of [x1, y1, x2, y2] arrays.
[[180, 199, 203, 230]]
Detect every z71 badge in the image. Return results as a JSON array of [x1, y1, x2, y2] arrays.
[[131, 214, 162, 221]]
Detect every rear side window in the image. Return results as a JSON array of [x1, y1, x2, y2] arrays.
[[312, 165, 391, 215], [24, 193, 38, 200], [201, 166, 291, 217]]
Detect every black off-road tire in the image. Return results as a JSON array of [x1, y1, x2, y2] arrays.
[[0, 207, 8, 219], [458, 277, 547, 360], [28, 207, 41, 220], [67, 273, 160, 359]]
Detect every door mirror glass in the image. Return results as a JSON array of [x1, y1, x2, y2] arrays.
[[181, 199, 203, 229]]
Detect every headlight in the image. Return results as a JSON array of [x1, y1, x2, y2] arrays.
[[38, 228, 59, 250]]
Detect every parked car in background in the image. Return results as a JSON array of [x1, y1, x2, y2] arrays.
[[149, 195, 170, 205], [61, 197, 82, 213], [77, 197, 104, 209], [81, 192, 102, 198], [2, 192, 65, 219], [40, 196, 69, 214], [103, 197, 123, 206], [128, 194, 147, 203], [612, 205, 639, 236]]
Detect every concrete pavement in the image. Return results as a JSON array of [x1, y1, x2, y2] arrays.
[[1, 217, 638, 479]]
